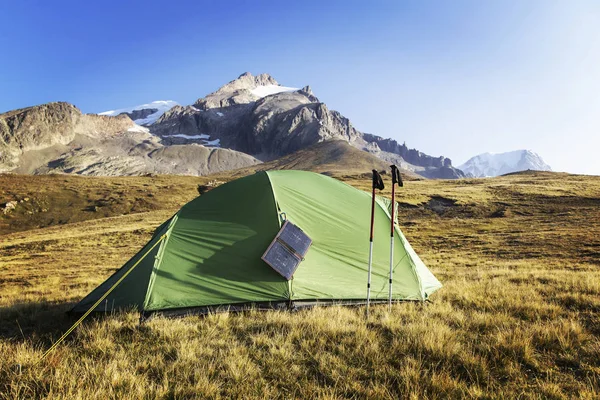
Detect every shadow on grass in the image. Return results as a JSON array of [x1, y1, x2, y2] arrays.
[[0, 300, 76, 344]]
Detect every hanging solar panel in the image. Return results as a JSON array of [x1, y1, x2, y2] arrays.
[[262, 221, 312, 280], [262, 242, 300, 280], [277, 221, 312, 256]]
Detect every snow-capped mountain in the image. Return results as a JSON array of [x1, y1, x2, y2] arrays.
[[1, 72, 465, 178], [148, 72, 464, 178], [99, 100, 178, 126], [458, 150, 552, 177]]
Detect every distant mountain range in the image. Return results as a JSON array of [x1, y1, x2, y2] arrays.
[[3, 72, 550, 179], [458, 150, 552, 177]]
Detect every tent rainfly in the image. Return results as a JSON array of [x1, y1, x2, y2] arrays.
[[72, 170, 442, 318]]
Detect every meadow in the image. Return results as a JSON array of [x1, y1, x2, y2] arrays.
[[0, 171, 599, 399]]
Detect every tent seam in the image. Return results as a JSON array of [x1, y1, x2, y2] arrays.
[[142, 215, 177, 311], [264, 171, 292, 301]]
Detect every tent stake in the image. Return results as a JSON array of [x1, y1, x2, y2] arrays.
[[366, 170, 384, 319]]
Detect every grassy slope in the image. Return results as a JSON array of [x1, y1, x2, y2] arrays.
[[0, 171, 599, 399], [0, 174, 205, 235], [219, 140, 423, 181]]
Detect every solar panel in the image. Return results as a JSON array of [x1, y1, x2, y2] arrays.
[[277, 221, 312, 257], [262, 221, 312, 280], [262, 241, 301, 280]]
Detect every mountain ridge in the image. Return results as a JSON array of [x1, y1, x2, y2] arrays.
[[1, 72, 465, 179], [0, 102, 259, 176], [150, 72, 464, 179]]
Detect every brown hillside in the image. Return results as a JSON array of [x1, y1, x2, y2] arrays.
[[229, 140, 422, 180]]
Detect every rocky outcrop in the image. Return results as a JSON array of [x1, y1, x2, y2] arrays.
[[2, 200, 17, 214], [298, 85, 319, 103], [0, 102, 134, 171], [0, 102, 260, 176], [243, 92, 364, 157], [1, 102, 80, 166], [362, 134, 452, 168]]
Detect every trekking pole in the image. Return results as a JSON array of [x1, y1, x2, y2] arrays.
[[366, 169, 384, 318], [388, 165, 403, 311]]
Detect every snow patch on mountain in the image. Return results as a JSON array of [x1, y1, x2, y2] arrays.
[[99, 100, 178, 126], [162, 133, 220, 147], [458, 150, 552, 177], [204, 138, 221, 147], [250, 84, 298, 98], [127, 125, 150, 134], [164, 133, 210, 140]]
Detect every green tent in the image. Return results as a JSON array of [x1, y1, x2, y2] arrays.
[[73, 170, 441, 317]]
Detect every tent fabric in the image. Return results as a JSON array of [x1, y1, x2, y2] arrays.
[[72, 170, 442, 315]]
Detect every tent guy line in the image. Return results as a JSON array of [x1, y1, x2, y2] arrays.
[[39, 233, 168, 362]]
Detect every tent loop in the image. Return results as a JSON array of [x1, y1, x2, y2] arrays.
[[38, 233, 168, 363], [279, 212, 287, 223]]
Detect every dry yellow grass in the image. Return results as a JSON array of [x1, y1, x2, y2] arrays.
[[1, 171, 599, 399], [0, 174, 205, 235]]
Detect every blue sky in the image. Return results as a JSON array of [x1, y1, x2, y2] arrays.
[[1, 0, 599, 174]]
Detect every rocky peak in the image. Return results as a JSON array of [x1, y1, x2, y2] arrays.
[[194, 72, 296, 110], [0, 101, 135, 172], [1, 101, 80, 122], [301, 85, 313, 95], [213, 72, 279, 95], [1, 102, 82, 147], [298, 85, 319, 103]]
